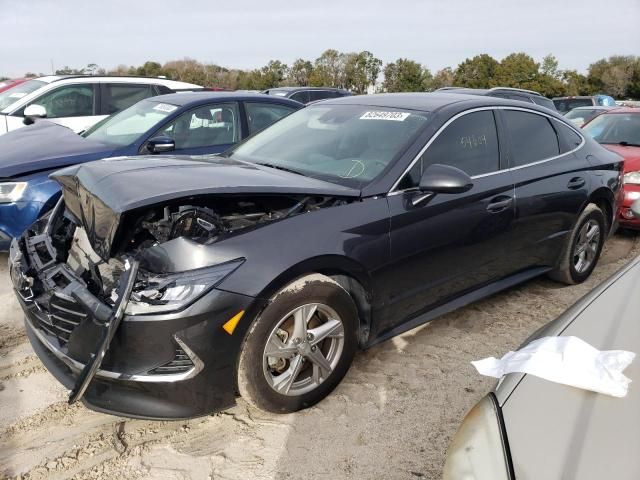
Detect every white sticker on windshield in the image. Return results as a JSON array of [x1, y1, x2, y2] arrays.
[[360, 111, 410, 121], [153, 103, 178, 113], [9, 92, 27, 98]]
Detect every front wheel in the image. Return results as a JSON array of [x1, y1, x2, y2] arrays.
[[549, 203, 606, 285], [237, 274, 358, 413]]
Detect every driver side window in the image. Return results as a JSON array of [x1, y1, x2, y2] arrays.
[[398, 110, 500, 189], [27, 84, 95, 118], [157, 102, 240, 149]]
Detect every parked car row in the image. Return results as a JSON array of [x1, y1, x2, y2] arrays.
[[1, 72, 637, 477]]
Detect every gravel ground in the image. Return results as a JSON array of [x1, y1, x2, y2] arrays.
[[1, 232, 638, 480]]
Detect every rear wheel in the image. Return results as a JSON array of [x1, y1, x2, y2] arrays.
[[549, 203, 605, 284], [237, 274, 358, 413]]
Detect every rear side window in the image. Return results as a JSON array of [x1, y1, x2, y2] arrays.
[[399, 110, 500, 188], [309, 91, 332, 102], [245, 102, 296, 134], [553, 120, 583, 153], [531, 96, 556, 111], [102, 84, 155, 114], [290, 91, 309, 104], [504, 110, 560, 167]]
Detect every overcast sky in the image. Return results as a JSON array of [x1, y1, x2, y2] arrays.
[[1, 0, 638, 78]]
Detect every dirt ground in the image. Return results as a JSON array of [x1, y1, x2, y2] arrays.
[[1, 232, 638, 480]]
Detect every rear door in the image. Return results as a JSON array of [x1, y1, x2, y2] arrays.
[[377, 109, 517, 336], [100, 83, 158, 116], [501, 107, 589, 271]]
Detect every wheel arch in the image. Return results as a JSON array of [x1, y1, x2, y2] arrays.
[[256, 255, 374, 348], [587, 187, 615, 235]]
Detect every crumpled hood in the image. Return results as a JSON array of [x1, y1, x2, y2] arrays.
[[0, 121, 113, 178], [51, 155, 360, 260]]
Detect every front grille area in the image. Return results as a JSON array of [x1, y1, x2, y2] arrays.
[[148, 347, 195, 375], [33, 294, 87, 346]]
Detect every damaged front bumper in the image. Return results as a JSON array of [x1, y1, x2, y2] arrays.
[[10, 207, 261, 420]]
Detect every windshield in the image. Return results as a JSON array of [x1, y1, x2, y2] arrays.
[[0, 79, 45, 111], [228, 104, 430, 187], [83, 99, 178, 147], [583, 113, 640, 146], [564, 108, 603, 127]]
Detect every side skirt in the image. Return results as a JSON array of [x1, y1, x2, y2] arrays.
[[366, 266, 551, 348]]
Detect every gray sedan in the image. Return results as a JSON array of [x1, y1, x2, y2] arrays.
[[444, 250, 640, 479]]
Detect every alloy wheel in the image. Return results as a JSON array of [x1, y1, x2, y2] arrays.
[[573, 219, 601, 274], [263, 303, 345, 396]]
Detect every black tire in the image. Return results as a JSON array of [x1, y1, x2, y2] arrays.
[[548, 203, 606, 285], [237, 274, 358, 413]]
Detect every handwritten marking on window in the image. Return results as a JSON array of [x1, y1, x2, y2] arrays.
[[460, 134, 487, 149]]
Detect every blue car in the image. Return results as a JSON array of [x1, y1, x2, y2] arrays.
[[0, 92, 302, 248]]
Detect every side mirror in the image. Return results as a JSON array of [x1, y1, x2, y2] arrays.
[[412, 164, 473, 206], [23, 104, 47, 125], [147, 136, 175, 154]]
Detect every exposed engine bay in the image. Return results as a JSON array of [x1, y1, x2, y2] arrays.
[[31, 194, 349, 304], [119, 195, 347, 252]]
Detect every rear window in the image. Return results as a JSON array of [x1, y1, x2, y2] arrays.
[[504, 110, 560, 167], [553, 98, 594, 113]]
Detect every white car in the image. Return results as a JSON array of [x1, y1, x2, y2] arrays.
[[0, 75, 202, 135]]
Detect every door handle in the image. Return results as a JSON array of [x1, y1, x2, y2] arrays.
[[567, 177, 586, 190], [486, 196, 513, 213]]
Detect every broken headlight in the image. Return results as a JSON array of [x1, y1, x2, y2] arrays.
[[124, 259, 244, 315], [0, 182, 27, 203]]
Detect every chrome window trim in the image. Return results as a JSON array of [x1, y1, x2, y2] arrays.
[[388, 105, 586, 195]]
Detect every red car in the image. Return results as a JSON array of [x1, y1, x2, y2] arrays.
[[0, 78, 28, 93], [583, 108, 640, 228]]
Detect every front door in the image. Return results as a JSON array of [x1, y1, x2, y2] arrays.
[[148, 102, 242, 155], [374, 109, 516, 337]]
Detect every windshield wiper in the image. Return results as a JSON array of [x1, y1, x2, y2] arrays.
[[253, 162, 306, 177]]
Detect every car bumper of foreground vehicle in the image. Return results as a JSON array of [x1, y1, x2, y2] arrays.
[[10, 234, 262, 420]]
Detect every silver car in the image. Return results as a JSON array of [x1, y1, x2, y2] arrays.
[[444, 252, 640, 479]]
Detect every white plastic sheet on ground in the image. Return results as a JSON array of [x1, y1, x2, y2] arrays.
[[472, 336, 635, 398]]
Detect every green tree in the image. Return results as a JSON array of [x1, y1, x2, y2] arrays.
[[383, 58, 429, 92], [541, 54, 560, 80], [493, 53, 539, 90], [311, 49, 345, 87], [136, 61, 164, 77], [588, 56, 640, 97], [453, 54, 499, 88], [561, 70, 591, 96], [428, 67, 455, 90], [287, 59, 314, 86]]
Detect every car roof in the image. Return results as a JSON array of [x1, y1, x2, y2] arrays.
[[144, 91, 304, 108], [32, 75, 201, 89], [318, 92, 553, 113], [437, 86, 543, 97], [266, 86, 348, 92]]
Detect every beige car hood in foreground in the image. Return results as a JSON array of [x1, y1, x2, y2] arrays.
[[496, 257, 640, 479]]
